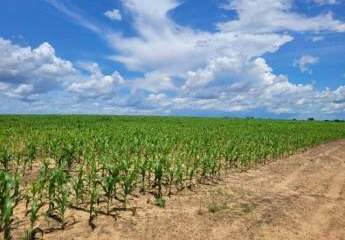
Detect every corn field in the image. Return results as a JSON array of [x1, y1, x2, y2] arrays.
[[0, 115, 344, 239]]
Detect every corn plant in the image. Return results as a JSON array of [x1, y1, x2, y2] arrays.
[[58, 143, 76, 170], [0, 146, 11, 171], [120, 157, 138, 208], [138, 154, 150, 194], [0, 171, 20, 240], [46, 167, 69, 225], [85, 153, 99, 230], [174, 158, 184, 190], [153, 156, 165, 198], [26, 143, 37, 170], [101, 161, 120, 213], [72, 166, 85, 205], [25, 182, 44, 240], [0, 115, 344, 232], [165, 158, 175, 196]]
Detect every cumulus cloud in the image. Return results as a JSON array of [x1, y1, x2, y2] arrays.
[[294, 55, 320, 73], [47, 0, 345, 75], [0, 38, 124, 100], [106, 0, 344, 116], [7, 0, 345, 117], [108, 0, 296, 76], [6, 84, 35, 99], [0, 38, 75, 100], [0, 39, 75, 83], [128, 71, 177, 93], [107, 0, 345, 79], [145, 57, 345, 116], [104, 9, 122, 21], [178, 57, 316, 113], [67, 63, 124, 98]]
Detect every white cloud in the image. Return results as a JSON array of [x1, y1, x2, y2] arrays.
[[0, 38, 75, 99], [218, 0, 345, 33], [9, 0, 345, 117], [121, 0, 180, 22], [67, 63, 124, 97], [47, 0, 345, 76], [147, 57, 345, 115], [6, 84, 35, 99], [179, 57, 315, 112], [129, 71, 177, 93], [294, 55, 320, 73], [0, 82, 36, 100], [104, 9, 122, 21], [108, 0, 294, 75], [0, 38, 124, 100], [0, 39, 75, 82], [106, 0, 345, 81]]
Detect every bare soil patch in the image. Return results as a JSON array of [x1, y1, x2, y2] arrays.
[[7, 140, 345, 240]]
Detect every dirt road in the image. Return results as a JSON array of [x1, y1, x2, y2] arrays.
[[13, 140, 345, 240], [122, 139, 345, 240]]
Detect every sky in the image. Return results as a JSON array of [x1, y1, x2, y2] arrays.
[[0, 0, 345, 119]]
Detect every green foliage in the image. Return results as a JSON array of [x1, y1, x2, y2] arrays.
[[0, 171, 20, 240], [41, 165, 71, 229], [25, 181, 44, 240], [154, 196, 166, 208], [0, 146, 12, 171]]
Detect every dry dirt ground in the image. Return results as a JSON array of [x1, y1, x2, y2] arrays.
[[9, 140, 345, 240]]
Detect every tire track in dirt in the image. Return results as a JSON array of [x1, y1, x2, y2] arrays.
[[263, 140, 345, 240], [325, 167, 345, 200], [280, 142, 343, 191], [211, 140, 345, 240], [303, 155, 345, 240]]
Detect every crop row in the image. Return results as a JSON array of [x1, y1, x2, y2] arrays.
[[0, 116, 344, 239]]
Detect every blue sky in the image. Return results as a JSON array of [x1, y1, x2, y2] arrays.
[[0, 0, 345, 119]]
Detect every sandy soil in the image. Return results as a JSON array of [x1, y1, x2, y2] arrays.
[[7, 140, 345, 240]]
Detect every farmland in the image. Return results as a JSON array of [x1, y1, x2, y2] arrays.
[[0, 115, 345, 240]]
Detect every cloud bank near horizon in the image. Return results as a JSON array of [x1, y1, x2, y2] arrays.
[[1, 0, 345, 118]]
